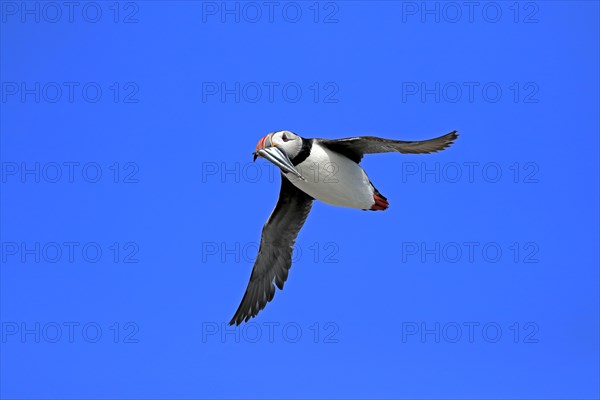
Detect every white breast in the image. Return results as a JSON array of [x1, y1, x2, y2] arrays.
[[284, 143, 375, 210]]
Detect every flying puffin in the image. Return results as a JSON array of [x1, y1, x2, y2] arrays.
[[229, 130, 458, 325]]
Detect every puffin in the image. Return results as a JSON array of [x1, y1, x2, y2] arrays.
[[229, 130, 458, 325]]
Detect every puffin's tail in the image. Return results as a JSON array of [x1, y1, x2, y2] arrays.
[[370, 187, 389, 211]]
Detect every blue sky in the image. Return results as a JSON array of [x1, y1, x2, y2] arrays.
[[1, 1, 599, 399]]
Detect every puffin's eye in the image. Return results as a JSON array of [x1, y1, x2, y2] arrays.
[[282, 133, 289, 142]]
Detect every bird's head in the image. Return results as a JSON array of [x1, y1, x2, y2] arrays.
[[253, 130, 305, 180], [254, 131, 302, 161]]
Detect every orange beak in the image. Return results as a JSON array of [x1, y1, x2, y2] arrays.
[[254, 133, 274, 161], [255, 133, 274, 152]]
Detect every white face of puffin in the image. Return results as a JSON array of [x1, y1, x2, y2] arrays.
[[269, 131, 302, 158], [254, 131, 306, 180]]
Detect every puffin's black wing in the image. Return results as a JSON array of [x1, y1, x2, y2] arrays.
[[229, 176, 313, 325], [319, 130, 458, 163]]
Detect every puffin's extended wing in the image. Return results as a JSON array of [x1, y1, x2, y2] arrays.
[[318, 130, 458, 163], [229, 176, 313, 325]]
